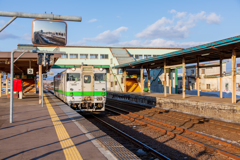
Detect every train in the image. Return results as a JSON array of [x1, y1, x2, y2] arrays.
[[54, 66, 107, 112]]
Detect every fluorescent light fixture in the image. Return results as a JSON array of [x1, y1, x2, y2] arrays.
[[151, 63, 155, 65], [201, 53, 210, 56]]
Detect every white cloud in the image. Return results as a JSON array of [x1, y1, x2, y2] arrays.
[[84, 27, 128, 44], [204, 13, 221, 24], [88, 19, 97, 23], [0, 32, 19, 40], [136, 10, 221, 40], [170, 9, 177, 13], [111, 38, 206, 48], [175, 12, 187, 19]]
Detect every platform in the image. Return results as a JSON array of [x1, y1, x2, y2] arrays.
[[107, 92, 240, 123], [0, 92, 116, 160]]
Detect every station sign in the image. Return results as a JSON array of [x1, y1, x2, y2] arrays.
[[32, 19, 67, 46], [27, 68, 34, 75]]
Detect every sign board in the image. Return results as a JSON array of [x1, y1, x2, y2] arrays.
[[27, 68, 34, 74], [32, 19, 67, 46]]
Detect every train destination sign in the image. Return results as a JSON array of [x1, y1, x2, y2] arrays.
[[32, 19, 67, 46]]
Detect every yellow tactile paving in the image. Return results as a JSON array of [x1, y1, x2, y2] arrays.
[[43, 93, 83, 160]]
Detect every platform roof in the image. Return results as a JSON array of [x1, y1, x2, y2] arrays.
[[0, 51, 61, 74], [113, 36, 240, 69]]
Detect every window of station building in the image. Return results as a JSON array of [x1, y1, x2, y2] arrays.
[[67, 73, 80, 81], [69, 54, 78, 59], [144, 55, 151, 59], [135, 55, 143, 59], [61, 54, 68, 59], [90, 54, 98, 59], [191, 70, 195, 75], [100, 54, 108, 59], [206, 84, 211, 89], [115, 81, 117, 85], [201, 69, 205, 74], [80, 54, 88, 59]]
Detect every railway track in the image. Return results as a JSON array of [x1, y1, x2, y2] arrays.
[[105, 102, 240, 160], [107, 99, 240, 138], [83, 114, 170, 160]]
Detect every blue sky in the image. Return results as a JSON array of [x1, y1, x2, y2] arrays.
[[1, 0, 240, 74]]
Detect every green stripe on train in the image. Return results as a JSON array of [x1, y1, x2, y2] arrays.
[[54, 90, 107, 96]]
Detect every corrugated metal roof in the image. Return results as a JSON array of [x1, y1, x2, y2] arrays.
[[113, 35, 240, 69], [186, 60, 229, 68]]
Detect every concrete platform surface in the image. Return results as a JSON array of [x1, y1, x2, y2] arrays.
[[0, 93, 114, 160]]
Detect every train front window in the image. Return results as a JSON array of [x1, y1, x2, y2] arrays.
[[94, 73, 106, 81], [67, 73, 80, 81], [84, 75, 91, 83]]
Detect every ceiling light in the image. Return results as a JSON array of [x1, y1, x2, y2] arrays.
[[201, 53, 210, 56]]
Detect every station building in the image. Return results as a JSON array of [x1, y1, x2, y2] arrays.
[[17, 44, 182, 92]]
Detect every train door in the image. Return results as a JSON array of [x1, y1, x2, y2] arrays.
[[82, 66, 94, 107]]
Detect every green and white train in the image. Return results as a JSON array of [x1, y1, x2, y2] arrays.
[[54, 66, 106, 112]]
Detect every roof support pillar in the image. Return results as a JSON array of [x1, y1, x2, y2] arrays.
[[232, 49, 236, 103], [197, 56, 200, 97], [182, 57, 185, 99], [141, 65, 144, 95], [6, 74, 8, 95], [147, 68, 150, 92], [220, 56, 223, 98], [123, 68, 127, 93], [175, 68, 178, 94], [164, 59, 167, 97], [0, 72, 2, 97], [169, 70, 171, 95], [39, 65, 42, 104]]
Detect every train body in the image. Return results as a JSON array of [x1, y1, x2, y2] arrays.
[[54, 66, 106, 112]]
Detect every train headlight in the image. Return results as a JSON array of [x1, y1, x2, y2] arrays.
[[72, 67, 76, 71], [100, 68, 103, 71]]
